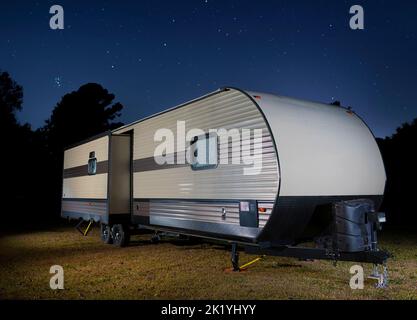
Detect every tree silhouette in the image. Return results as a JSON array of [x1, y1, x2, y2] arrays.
[[377, 118, 417, 230], [1, 80, 126, 228], [41, 83, 124, 155], [35, 83, 125, 223], [0, 70, 40, 227], [0, 70, 23, 128]]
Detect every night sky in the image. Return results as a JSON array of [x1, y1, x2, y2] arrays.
[[1, 0, 416, 138]]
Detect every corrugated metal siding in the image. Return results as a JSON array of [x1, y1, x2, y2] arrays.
[[64, 136, 109, 169], [62, 200, 107, 216], [62, 136, 109, 200], [62, 173, 108, 199], [120, 89, 279, 229], [257, 201, 274, 228], [149, 201, 240, 225], [132, 91, 271, 159]]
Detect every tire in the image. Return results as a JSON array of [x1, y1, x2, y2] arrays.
[[100, 224, 112, 244], [111, 224, 130, 247], [150, 234, 160, 244]]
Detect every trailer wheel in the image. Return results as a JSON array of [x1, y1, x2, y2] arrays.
[[100, 224, 112, 244], [150, 233, 161, 244], [111, 224, 130, 247]]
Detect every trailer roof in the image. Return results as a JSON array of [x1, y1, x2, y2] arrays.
[[112, 87, 352, 135], [112, 88, 225, 134], [68, 87, 350, 149]]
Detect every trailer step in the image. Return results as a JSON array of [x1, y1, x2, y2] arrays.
[[75, 219, 94, 236], [239, 256, 265, 271]]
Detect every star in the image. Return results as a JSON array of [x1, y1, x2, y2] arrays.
[[54, 76, 62, 88]]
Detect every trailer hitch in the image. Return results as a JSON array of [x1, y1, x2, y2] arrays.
[[368, 262, 389, 288]]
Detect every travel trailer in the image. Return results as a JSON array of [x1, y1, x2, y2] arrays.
[[62, 87, 389, 276]]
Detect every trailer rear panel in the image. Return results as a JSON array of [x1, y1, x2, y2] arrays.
[[61, 133, 131, 225]]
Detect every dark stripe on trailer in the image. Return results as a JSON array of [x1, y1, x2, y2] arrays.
[[132, 134, 273, 173], [63, 161, 109, 178], [133, 156, 189, 173]]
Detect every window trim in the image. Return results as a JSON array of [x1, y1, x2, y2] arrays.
[[190, 132, 218, 171], [87, 151, 97, 175]]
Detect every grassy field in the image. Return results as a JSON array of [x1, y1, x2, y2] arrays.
[[0, 226, 416, 300]]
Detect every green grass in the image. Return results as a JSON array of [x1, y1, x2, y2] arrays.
[[0, 226, 416, 300]]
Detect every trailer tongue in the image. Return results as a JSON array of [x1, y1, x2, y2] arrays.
[[240, 199, 390, 287]]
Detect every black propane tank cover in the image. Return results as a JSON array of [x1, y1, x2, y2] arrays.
[[333, 199, 375, 253]]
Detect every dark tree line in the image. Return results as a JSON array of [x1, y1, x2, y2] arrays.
[[377, 120, 417, 230], [1, 70, 124, 229], [0, 70, 416, 231]]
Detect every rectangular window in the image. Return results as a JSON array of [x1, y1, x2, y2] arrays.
[[88, 151, 97, 175], [190, 133, 218, 171]]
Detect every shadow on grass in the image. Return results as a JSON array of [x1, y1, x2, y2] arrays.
[[272, 262, 304, 268]]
